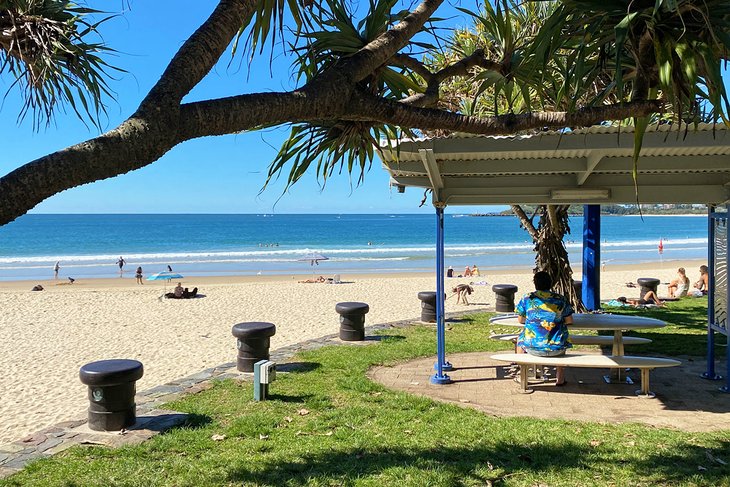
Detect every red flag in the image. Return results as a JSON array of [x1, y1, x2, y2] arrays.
[[658, 238, 664, 254]]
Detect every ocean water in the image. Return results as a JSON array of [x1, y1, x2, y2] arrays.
[[0, 214, 708, 281]]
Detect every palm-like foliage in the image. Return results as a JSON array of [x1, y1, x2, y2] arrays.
[[535, 0, 730, 122], [0, 0, 118, 128], [264, 0, 428, 190]]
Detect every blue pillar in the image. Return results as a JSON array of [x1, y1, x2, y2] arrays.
[[582, 205, 601, 310], [703, 205, 720, 381], [431, 205, 451, 384]]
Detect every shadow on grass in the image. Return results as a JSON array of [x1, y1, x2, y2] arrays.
[[179, 413, 212, 429], [265, 393, 314, 403], [226, 441, 730, 485], [276, 362, 322, 373], [364, 335, 406, 342]]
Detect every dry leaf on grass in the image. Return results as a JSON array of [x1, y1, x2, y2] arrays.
[[284, 416, 293, 423], [259, 434, 269, 440], [211, 434, 226, 441], [589, 440, 602, 447], [297, 409, 310, 416]]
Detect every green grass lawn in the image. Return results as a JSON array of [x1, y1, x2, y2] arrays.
[[3, 297, 729, 486]]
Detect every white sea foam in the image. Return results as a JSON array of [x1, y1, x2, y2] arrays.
[[0, 237, 708, 266]]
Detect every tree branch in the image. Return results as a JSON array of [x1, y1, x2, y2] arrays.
[[347, 91, 664, 134], [138, 0, 255, 111], [390, 54, 434, 82], [399, 49, 504, 107], [511, 205, 538, 240], [341, 0, 445, 83]]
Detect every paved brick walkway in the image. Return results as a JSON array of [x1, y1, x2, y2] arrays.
[[369, 351, 730, 432]]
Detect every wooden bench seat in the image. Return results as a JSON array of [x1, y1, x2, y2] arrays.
[[490, 334, 652, 346], [491, 353, 680, 397]]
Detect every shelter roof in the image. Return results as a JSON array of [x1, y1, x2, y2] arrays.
[[380, 123, 730, 205]]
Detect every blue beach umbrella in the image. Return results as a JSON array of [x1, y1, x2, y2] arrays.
[[147, 272, 184, 281], [147, 271, 184, 295]]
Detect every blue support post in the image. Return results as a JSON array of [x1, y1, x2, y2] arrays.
[[582, 205, 601, 310], [702, 206, 722, 383], [702, 205, 726, 390], [724, 209, 730, 393], [431, 205, 451, 384]]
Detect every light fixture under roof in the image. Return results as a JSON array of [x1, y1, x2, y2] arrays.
[[550, 188, 611, 201]]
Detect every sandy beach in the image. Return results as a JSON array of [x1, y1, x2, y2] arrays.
[[0, 260, 705, 444]]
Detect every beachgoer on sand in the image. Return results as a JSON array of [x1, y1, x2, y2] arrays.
[[135, 267, 144, 285], [173, 282, 184, 298], [298, 276, 326, 283], [668, 268, 689, 298], [464, 266, 472, 277], [117, 256, 126, 276], [616, 291, 664, 307], [471, 265, 480, 277], [53, 261, 60, 279], [452, 283, 473, 305], [692, 265, 709, 296]]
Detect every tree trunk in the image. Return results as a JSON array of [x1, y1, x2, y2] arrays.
[[513, 204, 586, 313]]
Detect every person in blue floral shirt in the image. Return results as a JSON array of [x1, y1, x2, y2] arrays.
[[516, 271, 574, 385]]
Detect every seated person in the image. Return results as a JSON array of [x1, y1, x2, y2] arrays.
[[452, 283, 473, 305], [173, 282, 184, 298], [693, 265, 709, 295], [515, 271, 573, 386], [616, 290, 664, 306], [668, 267, 690, 298], [463, 266, 472, 277], [471, 265, 480, 277]]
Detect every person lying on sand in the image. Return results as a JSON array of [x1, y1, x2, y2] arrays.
[[299, 276, 326, 283]]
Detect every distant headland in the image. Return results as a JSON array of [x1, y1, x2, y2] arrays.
[[465, 204, 707, 217]]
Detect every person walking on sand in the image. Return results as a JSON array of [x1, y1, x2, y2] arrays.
[[135, 266, 144, 285], [116, 256, 126, 276], [53, 261, 60, 279]]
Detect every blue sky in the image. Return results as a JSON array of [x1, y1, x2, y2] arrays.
[[1, 2, 726, 216], [2, 1, 494, 215]]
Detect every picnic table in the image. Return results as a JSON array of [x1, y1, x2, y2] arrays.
[[489, 313, 667, 384]]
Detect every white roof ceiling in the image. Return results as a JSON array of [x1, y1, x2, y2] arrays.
[[380, 124, 730, 205]]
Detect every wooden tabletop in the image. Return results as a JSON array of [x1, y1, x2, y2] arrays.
[[489, 313, 666, 331]]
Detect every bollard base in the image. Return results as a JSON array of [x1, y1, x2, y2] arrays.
[[430, 373, 452, 385], [88, 408, 136, 431]]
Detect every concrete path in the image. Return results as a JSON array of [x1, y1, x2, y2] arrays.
[[369, 351, 730, 432]]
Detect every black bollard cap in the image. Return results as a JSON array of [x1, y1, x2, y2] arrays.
[[79, 359, 144, 386]]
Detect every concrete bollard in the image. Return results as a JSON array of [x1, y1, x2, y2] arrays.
[[637, 278, 660, 298], [335, 302, 369, 341], [79, 359, 144, 431], [492, 284, 519, 313], [232, 322, 277, 372], [417, 291, 437, 322]]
